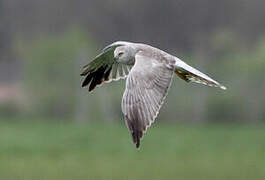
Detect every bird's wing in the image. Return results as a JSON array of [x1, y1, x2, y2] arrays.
[[174, 58, 226, 90], [122, 52, 173, 149], [81, 45, 132, 92]]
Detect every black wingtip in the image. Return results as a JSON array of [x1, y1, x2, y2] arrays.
[[81, 73, 93, 88], [125, 113, 144, 149], [132, 130, 142, 149], [81, 65, 112, 92], [80, 72, 87, 76], [136, 140, 140, 149]]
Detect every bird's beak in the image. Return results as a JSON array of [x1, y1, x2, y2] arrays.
[[113, 57, 118, 61]]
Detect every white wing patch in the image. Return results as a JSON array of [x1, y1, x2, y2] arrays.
[[107, 63, 132, 82], [174, 58, 226, 90]]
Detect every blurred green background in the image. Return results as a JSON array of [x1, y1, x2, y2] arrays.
[[1, 0, 265, 179]]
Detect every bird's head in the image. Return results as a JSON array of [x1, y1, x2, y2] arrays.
[[113, 46, 135, 64]]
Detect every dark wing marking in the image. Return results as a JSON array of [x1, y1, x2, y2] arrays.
[[81, 45, 132, 92], [122, 52, 174, 148]]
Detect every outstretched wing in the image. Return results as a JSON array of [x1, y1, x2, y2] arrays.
[[122, 52, 174, 149], [174, 58, 226, 90], [81, 45, 132, 92]]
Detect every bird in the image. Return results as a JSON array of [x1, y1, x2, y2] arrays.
[[80, 41, 226, 149]]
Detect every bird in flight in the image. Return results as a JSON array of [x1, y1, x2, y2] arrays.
[[81, 41, 226, 149]]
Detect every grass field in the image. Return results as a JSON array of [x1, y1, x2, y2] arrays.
[[0, 120, 265, 180]]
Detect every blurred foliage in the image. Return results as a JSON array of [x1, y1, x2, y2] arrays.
[[11, 29, 265, 123], [1, 0, 264, 123], [16, 28, 96, 119], [206, 32, 265, 123]]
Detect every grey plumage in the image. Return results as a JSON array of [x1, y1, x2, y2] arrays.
[[81, 41, 226, 149]]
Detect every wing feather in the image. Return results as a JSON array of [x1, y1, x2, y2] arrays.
[[174, 59, 226, 90], [122, 52, 173, 148], [81, 44, 132, 91], [111, 63, 118, 80]]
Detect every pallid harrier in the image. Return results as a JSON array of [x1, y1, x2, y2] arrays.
[[81, 41, 226, 149]]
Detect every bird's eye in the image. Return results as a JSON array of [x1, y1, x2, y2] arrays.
[[118, 52, 124, 57]]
